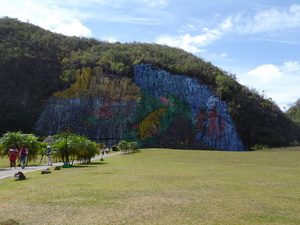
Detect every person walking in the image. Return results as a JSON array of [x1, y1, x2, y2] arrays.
[[106, 147, 109, 155], [19, 145, 29, 169], [8, 145, 19, 169], [46, 146, 52, 166]]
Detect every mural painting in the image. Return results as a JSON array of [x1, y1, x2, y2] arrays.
[[132, 64, 245, 151], [135, 107, 169, 140], [35, 67, 141, 147], [35, 64, 245, 151]]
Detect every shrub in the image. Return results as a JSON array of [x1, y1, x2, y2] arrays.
[[289, 140, 300, 147], [251, 143, 270, 151]]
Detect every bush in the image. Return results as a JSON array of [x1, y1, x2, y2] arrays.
[[111, 145, 118, 151], [251, 143, 270, 151], [289, 140, 300, 147], [172, 141, 185, 149]]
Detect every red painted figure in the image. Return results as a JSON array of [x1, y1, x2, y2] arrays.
[[194, 107, 206, 134], [91, 92, 121, 120], [208, 106, 220, 142]]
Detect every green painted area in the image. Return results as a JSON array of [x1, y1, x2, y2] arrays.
[[122, 90, 192, 147]]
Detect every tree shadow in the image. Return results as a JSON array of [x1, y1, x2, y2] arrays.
[[70, 162, 108, 168]]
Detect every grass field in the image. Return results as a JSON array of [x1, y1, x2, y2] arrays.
[[1, 148, 300, 225]]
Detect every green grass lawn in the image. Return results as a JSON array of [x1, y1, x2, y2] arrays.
[[1, 148, 300, 225]]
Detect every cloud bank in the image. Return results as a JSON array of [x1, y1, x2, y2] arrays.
[[156, 4, 300, 53], [0, 0, 92, 37]]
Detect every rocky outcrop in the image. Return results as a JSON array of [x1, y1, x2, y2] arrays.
[[35, 64, 245, 151]]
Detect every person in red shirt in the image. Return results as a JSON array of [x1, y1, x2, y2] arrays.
[[19, 145, 29, 169], [8, 145, 19, 169]]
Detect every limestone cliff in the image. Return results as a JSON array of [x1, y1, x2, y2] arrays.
[[35, 64, 245, 151]]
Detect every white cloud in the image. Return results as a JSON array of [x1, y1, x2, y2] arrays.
[[0, 0, 171, 38], [283, 61, 300, 72], [156, 4, 300, 54], [246, 64, 282, 83], [209, 53, 228, 59], [0, 0, 92, 37], [156, 28, 222, 53], [141, 0, 169, 8], [187, 24, 197, 30], [52, 19, 92, 37], [229, 4, 300, 35], [219, 17, 233, 31], [92, 0, 169, 8], [239, 61, 300, 110]]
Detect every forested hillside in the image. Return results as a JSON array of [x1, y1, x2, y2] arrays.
[[1, 17, 300, 149]]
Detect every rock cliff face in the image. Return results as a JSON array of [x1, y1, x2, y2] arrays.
[[35, 64, 245, 151]]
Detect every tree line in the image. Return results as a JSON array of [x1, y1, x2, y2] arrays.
[[0, 131, 139, 167]]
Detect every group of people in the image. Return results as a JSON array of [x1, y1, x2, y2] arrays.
[[101, 147, 110, 155], [7, 145, 29, 169], [7, 145, 52, 169], [8, 144, 111, 169]]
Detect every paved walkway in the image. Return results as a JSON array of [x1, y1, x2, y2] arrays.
[[0, 152, 121, 180]]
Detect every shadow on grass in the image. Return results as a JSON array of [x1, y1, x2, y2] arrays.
[[67, 162, 108, 168]]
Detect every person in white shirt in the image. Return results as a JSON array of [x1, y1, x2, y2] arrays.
[[46, 146, 52, 166]]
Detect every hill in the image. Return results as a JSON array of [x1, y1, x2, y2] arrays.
[[1, 17, 300, 150]]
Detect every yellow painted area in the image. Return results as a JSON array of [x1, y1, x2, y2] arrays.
[[53, 66, 141, 100], [54, 67, 92, 98], [136, 107, 169, 140]]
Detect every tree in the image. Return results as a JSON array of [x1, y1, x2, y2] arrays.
[[52, 132, 73, 165], [286, 99, 300, 126], [0, 131, 40, 164], [69, 135, 99, 164], [128, 142, 139, 153], [117, 140, 138, 154], [117, 140, 129, 154], [52, 132, 98, 165]]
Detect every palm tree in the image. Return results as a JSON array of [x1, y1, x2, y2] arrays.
[[52, 131, 73, 166], [128, 142, 139, 153], [23, 134, 40, 163], [0, 131, 26, 156], [117, 140, 129, 154], [0, 131, 41, 165], [75, 137, 99, 164], [52, 132, 98, 165]]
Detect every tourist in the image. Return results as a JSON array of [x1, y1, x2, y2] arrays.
[[19, 145, 29, 169], [46, 146, 52, 166], [8, 145, 19, 169]]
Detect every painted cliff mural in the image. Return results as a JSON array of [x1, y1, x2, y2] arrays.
[[35, 64, 245, 151]]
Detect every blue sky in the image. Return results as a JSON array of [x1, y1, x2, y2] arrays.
[[1, 0, 300, 111]]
